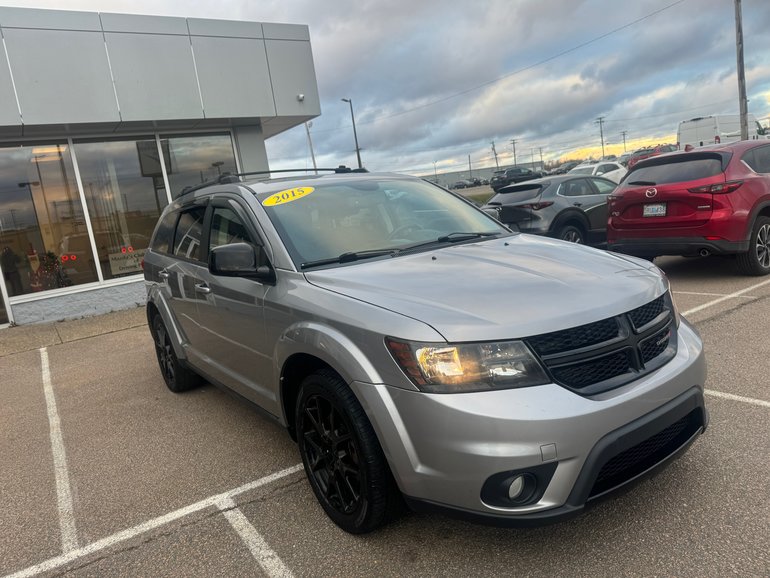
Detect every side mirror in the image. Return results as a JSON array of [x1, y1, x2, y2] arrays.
[[209, 242, 274, 282]]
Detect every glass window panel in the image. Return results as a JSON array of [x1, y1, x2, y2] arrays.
[[74, 137, 169, 281], [160, 133, 237, 198], [0, 142, 95, 296], [173, 207, 206, 262], [209, 207, 251, 251]]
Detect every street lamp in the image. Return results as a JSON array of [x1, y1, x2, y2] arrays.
[[211, 161, 224, 175], [341, 98, 362, 169], [433, 161, 438, 183]]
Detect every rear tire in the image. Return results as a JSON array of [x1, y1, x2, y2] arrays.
[[296, 369, 401, 534], [736, 217, 770, 276], [151, 315, 203, 392], [557, 224, 584, 244]]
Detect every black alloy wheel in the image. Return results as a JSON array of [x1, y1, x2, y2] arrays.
[[737, 216, 770, 276], [558, 224, 584, 244], [151, 315, 202, 392], [296, 370, 400, 533]]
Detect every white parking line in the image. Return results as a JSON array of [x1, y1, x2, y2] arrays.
[[217, 497, 294, 578], [40, 348, 78, 553], [682, 277, 770, 316], [674, 291, 754, 299], [705, 389, 770, 409], [3, 463, 303, 578]]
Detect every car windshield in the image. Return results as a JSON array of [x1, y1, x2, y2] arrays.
[[568, 167, 594, 175], [258, 177, 507, 269]]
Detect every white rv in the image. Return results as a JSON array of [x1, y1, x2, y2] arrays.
[[677, 114, 764, 149]]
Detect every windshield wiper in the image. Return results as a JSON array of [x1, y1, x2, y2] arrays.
[[627, 180, 656, 186], [400, 231, 501, 253], [436, 231, 499, 243], [300, 248, 399, 269]]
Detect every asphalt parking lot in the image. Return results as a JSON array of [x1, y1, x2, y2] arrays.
[[1, 255, 769, 577]]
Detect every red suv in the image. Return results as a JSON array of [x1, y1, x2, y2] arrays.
[[607, 140, 770, 275], [626, 144, 678, 169]]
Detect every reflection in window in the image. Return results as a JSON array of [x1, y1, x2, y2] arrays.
[[74, 137, 169, 280], [0, 142, 94, 296], [161, 133, 237, 198]]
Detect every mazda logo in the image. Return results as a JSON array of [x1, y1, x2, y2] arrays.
[[645, 188, 658, 198]]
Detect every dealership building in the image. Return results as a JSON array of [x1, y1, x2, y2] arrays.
[[0, 7, 320, 327]]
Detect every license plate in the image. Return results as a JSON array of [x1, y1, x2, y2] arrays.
[[643, 203, 666, 217]]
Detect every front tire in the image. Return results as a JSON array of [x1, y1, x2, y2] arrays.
[[151, 315, 203, 392], [296, 369, 400, 534], [736, 216, 770, 276]]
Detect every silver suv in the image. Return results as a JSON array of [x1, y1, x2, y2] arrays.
[[144, 169, 708, 533]]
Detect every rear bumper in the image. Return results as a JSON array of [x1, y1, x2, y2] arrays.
[[607, 237, 749, 257]]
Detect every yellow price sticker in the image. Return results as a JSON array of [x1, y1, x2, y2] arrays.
[[262, 186, 315, 207]]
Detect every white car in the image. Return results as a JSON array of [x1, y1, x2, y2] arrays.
[[568, 161, 627, 183]]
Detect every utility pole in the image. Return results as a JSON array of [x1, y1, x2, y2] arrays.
[[539, 147, 544, 167], [620, 131, 628, 152], [491, 141, 499, 169], [510, 139, 518, 166], [596, 116, 606, 159], [433, 161, 438, 183], [735, 0, 749, 140], [304, 122, 317, 174], [531, 148, 536, 170]]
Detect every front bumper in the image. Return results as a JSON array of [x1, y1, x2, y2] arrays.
[[352, 319, 707, 525]]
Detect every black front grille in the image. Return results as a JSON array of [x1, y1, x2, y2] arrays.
[[524, 293, 676, 395], [641, 327, 671, 363], [589, 410, 700, 498], [528, 318, 619, 356], [628, 295, 665, 330], [550, 350, 631, 389]]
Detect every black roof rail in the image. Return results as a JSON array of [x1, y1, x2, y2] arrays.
[[234, 165, 369, 178], [178, 165, 368, 196]]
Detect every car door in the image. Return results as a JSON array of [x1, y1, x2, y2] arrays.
[[585, 177, 616, 235], [193, 196, 278, 415], [164, 205, 209, 359]]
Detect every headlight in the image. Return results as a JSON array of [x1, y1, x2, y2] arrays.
[[385, 338, 549, 393]]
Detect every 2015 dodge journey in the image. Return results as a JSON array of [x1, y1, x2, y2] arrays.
[[144, 168, 707, 533]]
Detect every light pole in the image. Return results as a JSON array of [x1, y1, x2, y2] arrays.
[[341, 98, 362, 169], [305, 121, 318, 174], [211, 161, 224, 175], [433, 161, 438, 183]]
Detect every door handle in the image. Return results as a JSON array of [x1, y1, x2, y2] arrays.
[[573, 202, 582, 207], [194, 283, 211, 294], [158, 270, 170, 280]]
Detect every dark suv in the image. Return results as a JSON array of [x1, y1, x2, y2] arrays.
[[490, 167, 542, 191], [483, 174, 617, 244], [607, 140, 770, 275]]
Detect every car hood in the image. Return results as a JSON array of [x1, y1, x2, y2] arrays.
[[304, 235, 667, 342]]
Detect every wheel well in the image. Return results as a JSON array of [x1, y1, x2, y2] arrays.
[[551, 214, 587, 235], [146, 302, 159, 326], [281, 354, 337, 441]]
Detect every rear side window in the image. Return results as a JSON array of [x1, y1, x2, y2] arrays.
[[173, 206, 206, 262], [150, 211, 178, 254], [742, 145, 770, 173], [626, 156, 726, 185]]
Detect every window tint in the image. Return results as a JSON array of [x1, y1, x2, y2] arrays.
[[589, 178, 616, 194], [743, 145, 770, 173], [561, 179, 591, 196], [209, 207, 252, 251], [627, 157, 724, 185], [150, 211, 178, 254], [173, 207, 206, 261]]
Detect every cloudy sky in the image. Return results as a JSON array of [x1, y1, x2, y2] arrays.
[[4, 0, 770, 177]]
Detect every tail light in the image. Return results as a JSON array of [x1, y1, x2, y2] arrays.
[[60, 254, 77, 262], [687, 180, 743, 194], [515, 201, 554, 210], [715, 135, 721, 144]]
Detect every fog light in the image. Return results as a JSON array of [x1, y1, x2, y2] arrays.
[[508, 475, 525, 500]]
